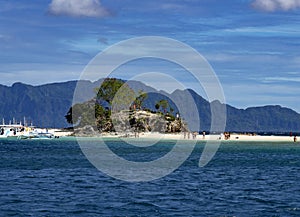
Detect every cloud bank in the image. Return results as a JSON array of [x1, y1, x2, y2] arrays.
[[48, 0, 110, 17], [252, 0, 300, 12]]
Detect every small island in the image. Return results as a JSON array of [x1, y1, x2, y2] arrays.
[[66, 78, 186, 137]]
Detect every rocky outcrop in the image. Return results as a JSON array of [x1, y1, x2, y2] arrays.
[[74, 125, 98, 137], [111, 110, 182, 134]]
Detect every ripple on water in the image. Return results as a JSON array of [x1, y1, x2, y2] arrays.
[[1, 140, 300, 216]]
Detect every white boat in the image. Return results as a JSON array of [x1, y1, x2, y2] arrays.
[[0, 124, 25, 139], [19, 132, 55, 140], [0, 124, 55, 140]]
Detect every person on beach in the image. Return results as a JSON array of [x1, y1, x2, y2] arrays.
[[224, 132, 230, 140], [219, 133, 224, 140], [202, 131, 205, 139], [294, 136, 297, 142], [192, 132, 197, 139]]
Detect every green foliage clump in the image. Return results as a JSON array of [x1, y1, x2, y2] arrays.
[[65, 100, 97, 127]]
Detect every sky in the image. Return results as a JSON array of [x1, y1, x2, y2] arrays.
[[1, 0, 300, 112]]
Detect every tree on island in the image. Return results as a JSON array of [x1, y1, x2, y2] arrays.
[[65, 100, 98, 126], [155, 99, 169, 114], [95, 78, 125, 105], [66, 78, 148, 131], [133, 90, 148, 110], [66, 78, 133, 129], [95, 78, 136, 109]]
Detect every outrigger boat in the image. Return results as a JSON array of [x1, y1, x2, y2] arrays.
[[18, 131, 55, 140], [0, 124, 25, 139], [0, 124, 55, 140]]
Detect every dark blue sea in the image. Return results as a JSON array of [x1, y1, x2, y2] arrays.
[[1, 138, 300, 216]]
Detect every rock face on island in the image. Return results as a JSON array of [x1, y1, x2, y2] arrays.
[[71, 110, 184, 137], [111, 110, 183, 134], [73, 125, 98, 137]]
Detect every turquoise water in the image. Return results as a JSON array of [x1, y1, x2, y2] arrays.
[[1, 139, 300, 216]]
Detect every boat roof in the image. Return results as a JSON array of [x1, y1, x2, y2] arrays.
[[0, 124, 24, 128]]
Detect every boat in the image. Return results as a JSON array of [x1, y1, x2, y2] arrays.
[[0, 124, 55, 140], [18, 132, 55, 140], [0, 124, 25, 139]]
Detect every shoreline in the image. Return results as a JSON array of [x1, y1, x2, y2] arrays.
[[69, 132, 299, 143], [3, 127, 296, 142]]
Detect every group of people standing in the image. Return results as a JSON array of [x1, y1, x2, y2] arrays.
[[183, 131, 206, 140]]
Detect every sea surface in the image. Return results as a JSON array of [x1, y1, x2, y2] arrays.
[[1, 138, 300, 216]]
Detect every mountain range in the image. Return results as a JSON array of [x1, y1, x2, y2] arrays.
[[0, 80, 300, 133]]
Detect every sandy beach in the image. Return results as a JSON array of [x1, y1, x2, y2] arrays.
[[83, 132, 298, 143], [139, 132, 297, 142]]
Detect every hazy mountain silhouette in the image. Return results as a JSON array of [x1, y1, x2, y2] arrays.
[[0, 79, 300, 132]]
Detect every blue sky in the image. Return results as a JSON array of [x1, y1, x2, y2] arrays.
[[1, 0, 300, 112]]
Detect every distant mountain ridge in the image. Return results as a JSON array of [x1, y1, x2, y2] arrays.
[[0, 80, 300, 132]]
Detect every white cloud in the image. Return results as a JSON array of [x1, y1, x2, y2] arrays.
[[263, 76, 300, 82], [48, 0, 110, 17], [252, 0, 300, 12], [160, 3, 186, 11]]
